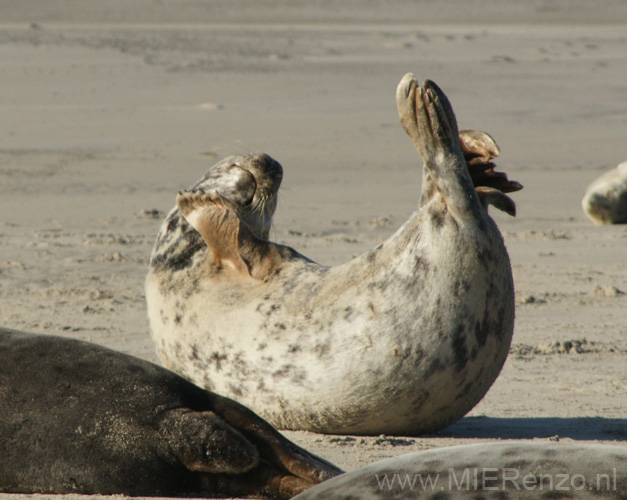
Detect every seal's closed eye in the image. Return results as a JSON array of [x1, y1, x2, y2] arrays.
[[217, 165, 257, 207]]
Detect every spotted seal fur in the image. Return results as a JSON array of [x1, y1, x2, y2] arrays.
[[146, 75, 521, 435], [582, 161, 627, 224], [292, 441, 627, 499], [0, 328, 340, 498]]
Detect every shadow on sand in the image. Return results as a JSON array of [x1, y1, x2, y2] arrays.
[[440, 416, 627, 441]]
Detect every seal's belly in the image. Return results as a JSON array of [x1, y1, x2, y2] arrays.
[[147, 223, 514, 435]]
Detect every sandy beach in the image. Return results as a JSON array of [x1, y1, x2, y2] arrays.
[[0, 1, 625, 498]]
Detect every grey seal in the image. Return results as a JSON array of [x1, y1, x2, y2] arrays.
[[292, 441, 627, 499], [0, 327, 340, 498], [146, 75, 522, 435], [582, 161, 627, 224]]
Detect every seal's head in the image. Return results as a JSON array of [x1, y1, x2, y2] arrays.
[[188, 152, 283, 239], [582, 161, 627, 225]]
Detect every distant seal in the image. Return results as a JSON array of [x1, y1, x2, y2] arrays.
[[582, 161, 627, 224], [0, 328, 340, 498], [292, 441, 627, 499], [146, 75, 522, 435]]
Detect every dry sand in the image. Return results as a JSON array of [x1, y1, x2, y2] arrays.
[[0, 1, 625, 498]]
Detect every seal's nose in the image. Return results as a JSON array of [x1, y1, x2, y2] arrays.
[[249, 152, 283, 188]]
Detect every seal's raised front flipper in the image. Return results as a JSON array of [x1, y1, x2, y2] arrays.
[[177, 190, 292, 280], [177, 190, 251, 276]]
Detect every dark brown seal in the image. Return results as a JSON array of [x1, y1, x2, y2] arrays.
[[0, 327, 340, 498]]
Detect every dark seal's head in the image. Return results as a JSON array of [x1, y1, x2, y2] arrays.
[[189, 153, 283, 239]]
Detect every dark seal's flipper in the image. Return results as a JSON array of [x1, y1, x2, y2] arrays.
[[160, 408, 260, 473], [206, 391, 340, 484], [194, 391, 342, 498], [164, 396, 342, 498]]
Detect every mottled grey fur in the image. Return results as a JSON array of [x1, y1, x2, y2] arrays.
[[582, 161, 627, 224], [146, 76, 516, 435], [293, 441, 627, 500]]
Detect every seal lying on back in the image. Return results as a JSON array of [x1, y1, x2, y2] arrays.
[[292, 441, 627, 500], [582, 161, 627, 224], [0, 328, 340, 498], [146, 75, 522, 435]]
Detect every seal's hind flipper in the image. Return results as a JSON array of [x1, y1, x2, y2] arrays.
[[476, 186, 516, 217], [459, 129, 523, 194], [459, 129, 500, 163], [397, 76, 480, 220], [177, 190, 250, 276]]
